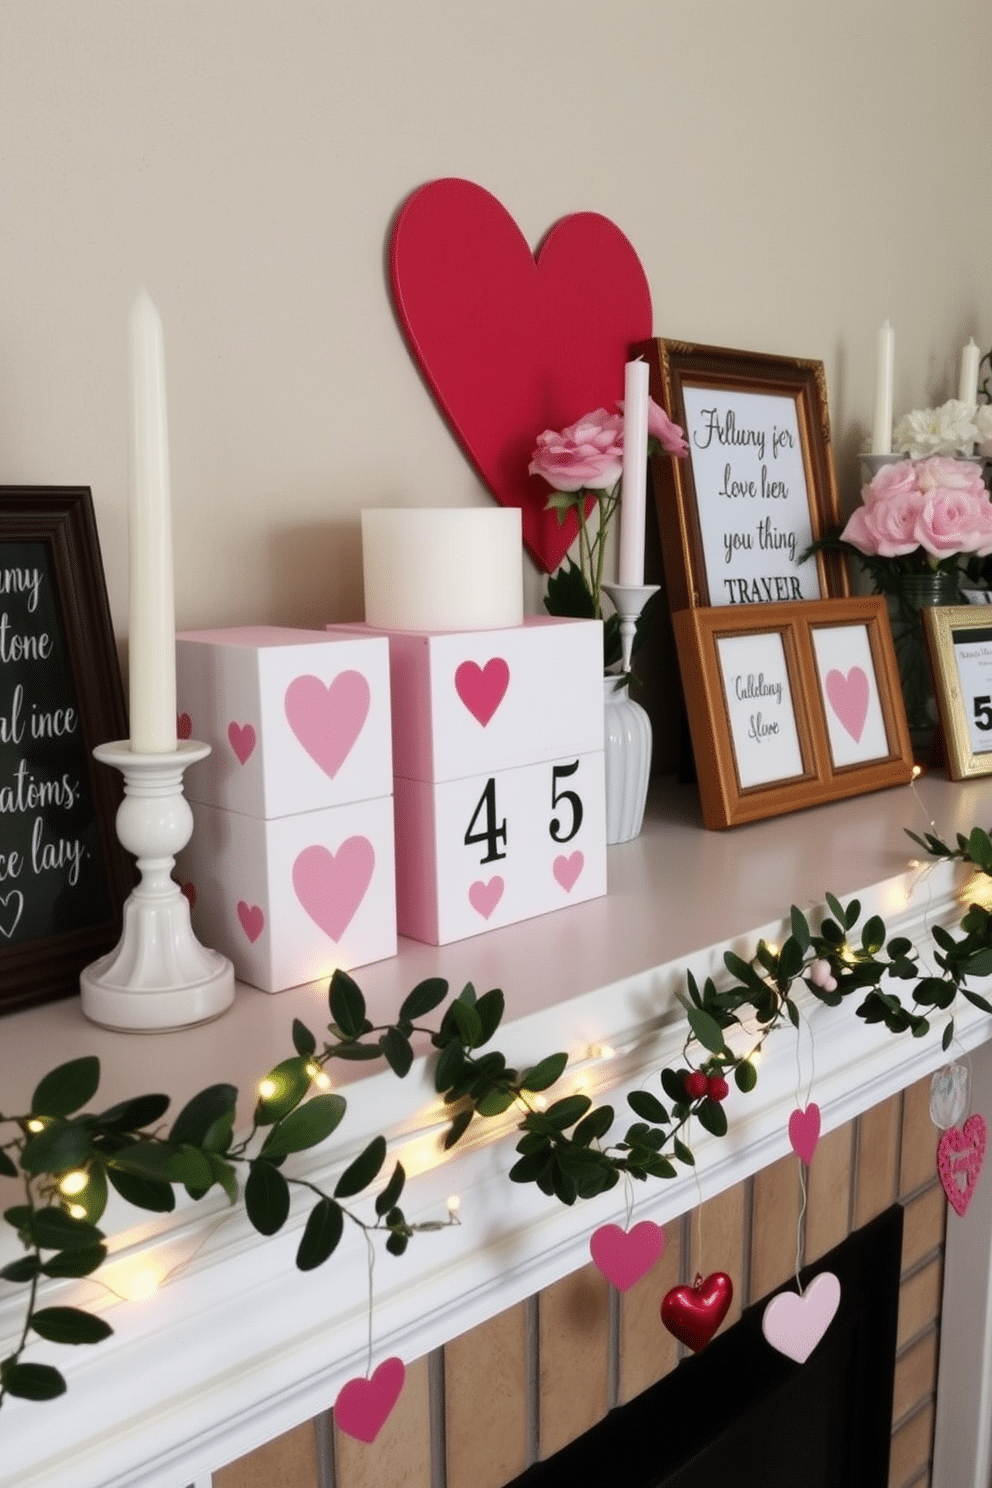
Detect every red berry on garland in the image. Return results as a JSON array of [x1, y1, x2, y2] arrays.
[[684, 1071, 708, 1100], [707, 1075, 730, 1102]]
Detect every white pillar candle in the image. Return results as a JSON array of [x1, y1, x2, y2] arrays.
[[617, 359, 650, 586], [361, 508, 523, 632], [128, 290, 177, 753], [871, 321, 894, 456], [959, 337, 981, 406]]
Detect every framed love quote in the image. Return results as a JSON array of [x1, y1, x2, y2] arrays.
[[923, 606, 992, 779], [0, 488, 131, 1013], [634, 339, 848, 611], [672, 597, 913, 828]]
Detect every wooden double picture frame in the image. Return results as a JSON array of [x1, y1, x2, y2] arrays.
[[635, 338, 848, 612], [673, 597, 914, 829]]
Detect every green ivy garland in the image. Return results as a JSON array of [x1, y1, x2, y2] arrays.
[[2, 825, 992, 1413]]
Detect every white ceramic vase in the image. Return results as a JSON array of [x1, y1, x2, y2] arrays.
[[603, 677, 652, 844]]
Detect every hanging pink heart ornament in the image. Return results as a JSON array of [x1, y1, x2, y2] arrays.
[[334, 1357, 406, 1443], [788, 1103, 821, 1166], [589, 1221, 666, 1292], [937, 1114, 987, 1217], [762, 1271, 841, 1363]]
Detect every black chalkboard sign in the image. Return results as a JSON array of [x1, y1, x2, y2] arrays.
[[0, 489, 131, 1013]]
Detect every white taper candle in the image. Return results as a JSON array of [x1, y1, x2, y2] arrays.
[[617, 359, 650, 586], [128, 290, 177, 753], [871, 321, 894, 456]]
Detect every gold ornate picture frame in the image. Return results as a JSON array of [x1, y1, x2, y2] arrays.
[[923, 605, 992, 779], [635, 339, 848, 612]]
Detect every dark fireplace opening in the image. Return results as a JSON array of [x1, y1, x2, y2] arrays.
[[508, 1205, 904, 1488]]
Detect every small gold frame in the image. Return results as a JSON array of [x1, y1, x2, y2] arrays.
[[923, 605, 992, 779]]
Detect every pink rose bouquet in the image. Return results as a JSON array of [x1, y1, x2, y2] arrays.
[[529, 395, 687, 635], [839, 457, 992, 582]]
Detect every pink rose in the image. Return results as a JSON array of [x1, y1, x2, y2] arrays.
[[915, 455, 986, 496], [841, 489, 925, 557], [913, 489, 992, 557], [529, 408, 624, 493], [861, 460, 922, 508], [645, 397, 689, 456], [616, 395, 689, 457]]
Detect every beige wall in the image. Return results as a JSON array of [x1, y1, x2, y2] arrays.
[[2, 1, 989, 654]]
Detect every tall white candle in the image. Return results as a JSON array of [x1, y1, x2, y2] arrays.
[[871, 321, 894, 456], [617, 359, 650, 586], [959, 337, 980, 406], [128, 290, 177, 753]]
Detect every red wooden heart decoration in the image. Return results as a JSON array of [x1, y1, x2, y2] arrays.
[[390, 178, 653, 574], [660, 1271, 734, 1353]]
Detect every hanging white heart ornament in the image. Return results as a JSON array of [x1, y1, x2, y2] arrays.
[[930, 1062, 969, 1130]]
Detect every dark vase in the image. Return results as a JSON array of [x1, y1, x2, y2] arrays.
[[885, 570, 961, 757]]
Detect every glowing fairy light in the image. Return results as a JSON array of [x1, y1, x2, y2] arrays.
[[26, 1119, 45, 1134], [446, 1195, 461, 1215], [129, 1270, 159, 1301], [257, 1077, 279, 1101], [59, 1170, 89, 1197]]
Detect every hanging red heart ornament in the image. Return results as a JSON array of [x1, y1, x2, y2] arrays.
[[660, 1271, 734, 1352]]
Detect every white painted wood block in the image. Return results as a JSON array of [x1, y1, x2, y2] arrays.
[[176, 626, 392, 817], [175, 795, 396, 992], [330, 616, 606, 944], [395, 752, 607, 944]]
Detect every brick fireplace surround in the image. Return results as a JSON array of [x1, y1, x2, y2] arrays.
[[2, 774, 991, 1488]]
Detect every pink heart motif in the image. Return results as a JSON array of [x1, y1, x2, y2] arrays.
[[469, 876, 504, 919], [589, 1221, 666, 1292], [788, 1103, 821, 1166], [334, 1356, 406, 1444], [454, 658, 510, 727], [553, 851, 584, 893], [177, 711, 192, 740], [284, 670, 371, 778], [762, 1271, 841, 1363], [390, 178, 652, 574], [825, 666, 870, 743], [937, 1114, 987, 1217], [237, 901, 265, 944], [227, 721, 256, 764], [292, 838, 375, 941]]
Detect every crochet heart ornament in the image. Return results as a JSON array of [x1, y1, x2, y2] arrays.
[[589, 1220, 666, 1292], [390, 177, 653, 574], [660, 1271, 734, 1352], [937, 1114, 987, 1217]]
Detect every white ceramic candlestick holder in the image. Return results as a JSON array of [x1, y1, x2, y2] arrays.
[[601, 582, 660, 673], [80, 739, 235, 1032]]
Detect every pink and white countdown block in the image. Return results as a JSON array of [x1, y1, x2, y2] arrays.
[[175, 796, 396, 993], [174, 626, 396, 990], [175, 626, 392, 817], [330, 617, 606, 944]]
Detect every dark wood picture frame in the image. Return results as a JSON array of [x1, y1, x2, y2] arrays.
[[0, 487, 131, 1013], [673, 597, 913, 829], [923, 605, 992, 780], [635, 339, 848, 611]]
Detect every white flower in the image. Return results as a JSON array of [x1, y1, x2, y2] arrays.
[[892, 399, 979, 458], [975, 403, 992, 459]]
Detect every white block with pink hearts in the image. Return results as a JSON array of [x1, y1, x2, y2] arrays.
[[330, 616, 607, 945], [175, 626, 393, 817], [174, 626, 396, 992]]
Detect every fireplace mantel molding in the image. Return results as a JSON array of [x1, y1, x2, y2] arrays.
[[2, 774, 992, 1488]]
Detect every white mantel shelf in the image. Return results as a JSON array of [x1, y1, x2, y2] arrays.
[[2, 773, 992, 1488]]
